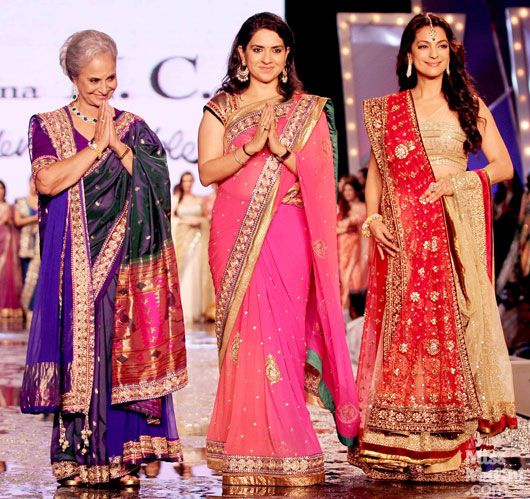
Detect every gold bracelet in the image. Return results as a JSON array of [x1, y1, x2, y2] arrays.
[[361, 213, 383, 238], [233, 148, 246, 166], [117, 145, 131, 160]]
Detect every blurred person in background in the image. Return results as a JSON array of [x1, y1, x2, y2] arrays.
[[171, 171, 214, 325], [337, 176, 367, 308], [14, 178, 40, 323], [0, 180, 23, 320]]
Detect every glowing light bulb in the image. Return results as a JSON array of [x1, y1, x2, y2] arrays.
[[347, 122, 356, 131], [522, 120, 530, 130], [514, 42, 522, 51], [373, 14, 381, 23], [520, 8, 528, 18], [342, 47, 350, 56], [511, 16, 519, 25], [350, 148, 358, 157], [396, 17, 405, 26], [446, 15, 454, 24], [456, 22, 464, 31], [349, 14, 357, 22], [346, 97, 354, 106], [344, 72, 352, 80]]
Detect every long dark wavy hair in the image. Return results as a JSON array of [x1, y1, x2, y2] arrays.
[[338, 176, 363, 219], [221, 12, 303, 100], [397, 13, 482, 153]]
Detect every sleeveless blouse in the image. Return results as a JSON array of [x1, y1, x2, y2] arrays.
[[419, 118, 468, 171]]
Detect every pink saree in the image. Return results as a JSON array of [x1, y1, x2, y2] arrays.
[[204, 92, 359, 487]]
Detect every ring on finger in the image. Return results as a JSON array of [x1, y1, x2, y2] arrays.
[[429, 182, 438, 193]]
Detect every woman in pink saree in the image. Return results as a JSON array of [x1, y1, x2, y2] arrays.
[[198, 13, 359, 487]]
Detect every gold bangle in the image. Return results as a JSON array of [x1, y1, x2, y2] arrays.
[[361, 213, 383, 238], [117, 145, 131, 160], [233, 148, 246, 166]]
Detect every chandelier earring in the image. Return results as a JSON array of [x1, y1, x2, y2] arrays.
[[72, 84, 79, 101], [446, 62, 450, 76], [406, 58, 413, 78], [281, 67, 288, 84], [236, 64, 249, 82]]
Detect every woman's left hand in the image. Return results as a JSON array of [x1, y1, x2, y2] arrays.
[[420, 177, 453, 204]]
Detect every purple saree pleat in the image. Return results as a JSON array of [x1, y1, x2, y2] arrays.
[[20, 191, 68, 413]]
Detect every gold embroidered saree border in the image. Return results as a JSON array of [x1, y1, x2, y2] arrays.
[[38, 109, 95, 414], [222, 472, 325, 487], [206, 439, 325, 486], [62, 182, 95, 413], [92, 202, 129, 299], [111, 367, 188, 405], [53, 436, 182, 483], [215, 95, 322, 366]]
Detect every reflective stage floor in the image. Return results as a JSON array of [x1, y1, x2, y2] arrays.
[[1, 322, 529, 498]]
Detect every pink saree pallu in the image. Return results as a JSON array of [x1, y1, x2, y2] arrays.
[[205, 92, 360, 487], [350, 90, 516, 482]]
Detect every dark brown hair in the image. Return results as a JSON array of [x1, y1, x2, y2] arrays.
[[221, 12, 303, 99], [338, 176, 363, 219], [397, 13, 482, 153]]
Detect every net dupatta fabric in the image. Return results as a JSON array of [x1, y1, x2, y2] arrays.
[[349, 90, 516, 482]]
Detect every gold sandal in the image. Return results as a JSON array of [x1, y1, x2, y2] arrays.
[[58, 476, 82, 487]]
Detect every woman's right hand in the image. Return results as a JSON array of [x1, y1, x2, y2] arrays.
[[369, 220, 399, 259], [244, 102, 274, 155], [93, 103, 111, 151]]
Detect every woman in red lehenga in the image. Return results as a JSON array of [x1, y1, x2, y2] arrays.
[[198, 12, 359, 488], [0, 180, 23, 319], [350, 13, 517, 481]]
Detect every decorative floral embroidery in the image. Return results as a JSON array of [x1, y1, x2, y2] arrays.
[[265, 354, 281, 385], [231, 331, 241, 364], [311, 240, 326, 258]]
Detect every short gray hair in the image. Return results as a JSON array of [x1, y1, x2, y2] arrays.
[[59, 30, 117, 80]]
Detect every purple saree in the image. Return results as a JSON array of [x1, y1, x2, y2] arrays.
[[20, 106, 187, 484]]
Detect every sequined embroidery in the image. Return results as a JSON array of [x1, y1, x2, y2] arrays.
[[265, 354, 281, 385]]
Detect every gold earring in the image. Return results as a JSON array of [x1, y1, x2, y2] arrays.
[[406, 59, 412, 78], [281, 67, 288, 84], [236, 64, 249, 82], [446, 64, 450, 76]]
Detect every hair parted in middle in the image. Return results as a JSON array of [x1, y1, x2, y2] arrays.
[[221, 12, 303, 100], [397, 13, 482, 153]]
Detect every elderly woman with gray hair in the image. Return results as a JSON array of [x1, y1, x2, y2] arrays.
[[20, 30, 187, 488]]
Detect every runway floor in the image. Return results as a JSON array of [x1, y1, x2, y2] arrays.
[[1, 321, 529, 498]]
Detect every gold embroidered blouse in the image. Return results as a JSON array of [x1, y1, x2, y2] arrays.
[[419, 120, 468, 171]]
